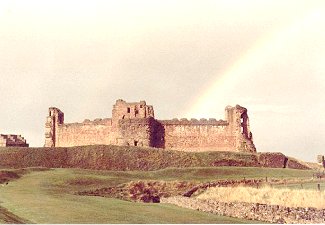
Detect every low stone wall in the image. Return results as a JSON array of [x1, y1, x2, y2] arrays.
[[161, 196, 325, 224]]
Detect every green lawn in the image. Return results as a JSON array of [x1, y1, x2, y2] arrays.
[[0, 167, 276, 224], [0, 169, 264, 223]]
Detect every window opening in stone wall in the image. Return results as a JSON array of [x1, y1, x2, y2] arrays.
[[58, 114, 64, 124], [241, 113, 248, 138], [127, 107, 130, 113], [134, 140, 138, 146]]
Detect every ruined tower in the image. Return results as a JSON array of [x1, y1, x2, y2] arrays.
[[44, 107, 64, 147], [225, 105, 256, 152], [112, 99, 154, 122], [112, 99, 156, 147]]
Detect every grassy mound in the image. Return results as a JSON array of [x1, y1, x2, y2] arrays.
[[0, 145, 309, 171], [0, 145, 259, 170]]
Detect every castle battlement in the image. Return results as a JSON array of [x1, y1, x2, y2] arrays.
[[62, 118, 113, 127], [44, 99, 256, 153], [158, 119, 228, 126]]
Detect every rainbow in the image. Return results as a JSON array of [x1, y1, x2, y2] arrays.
[[184, 8, 324, 118]]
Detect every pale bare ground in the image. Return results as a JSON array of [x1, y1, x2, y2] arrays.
[[197, 185, 325, 209]]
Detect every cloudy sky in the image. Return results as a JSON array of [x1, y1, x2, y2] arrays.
[[0, 0, 324, 162]]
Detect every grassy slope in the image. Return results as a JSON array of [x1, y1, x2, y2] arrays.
[[42, 166, 315, 194], [0, 167, 279, 224], [0, 145, 310, 171], [275, 181, 325, 191], [0, 166, 314, 223], [0, 145, 260, 170], [0, 206, 32, 224]]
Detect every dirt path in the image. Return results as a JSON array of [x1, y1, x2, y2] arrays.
[[0, 205, 31, 224]]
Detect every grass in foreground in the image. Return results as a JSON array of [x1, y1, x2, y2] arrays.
[[275, 181, 325, 191], [0, 167, 274, 224], [0, 206, 31, 224]]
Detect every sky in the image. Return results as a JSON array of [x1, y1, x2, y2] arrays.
[[0, 0, 324, 162]]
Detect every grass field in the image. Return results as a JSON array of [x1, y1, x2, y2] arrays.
[[198, 185, 325, 209], [275, 181, 325, 191], [0, 166, 315, 223], [0, 167, 256, 224], [0, 206, 31, 224]]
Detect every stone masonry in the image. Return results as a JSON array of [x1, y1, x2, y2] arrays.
[[0, 134, 29, 147], [45, 99, 256, 153]]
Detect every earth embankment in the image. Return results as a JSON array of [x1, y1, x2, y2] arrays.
[[0, 145, 310, 170]]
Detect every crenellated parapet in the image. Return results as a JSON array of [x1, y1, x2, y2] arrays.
[[159, 118, 228, 126]]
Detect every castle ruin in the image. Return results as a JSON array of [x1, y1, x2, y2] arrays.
[[45, 99, 256, 153], [0, 134, 29, 147]]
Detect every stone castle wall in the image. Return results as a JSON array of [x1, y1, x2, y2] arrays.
[[160, 120, 236, 151], [44, 99, 256, 153], [55, 119, 114, 147]]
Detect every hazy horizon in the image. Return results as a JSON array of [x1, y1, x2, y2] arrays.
[[0, 0, 324, 162]]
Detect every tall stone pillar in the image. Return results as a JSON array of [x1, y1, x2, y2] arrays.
[[44, 107, 64, 147], [225, 105, 256, 153]]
